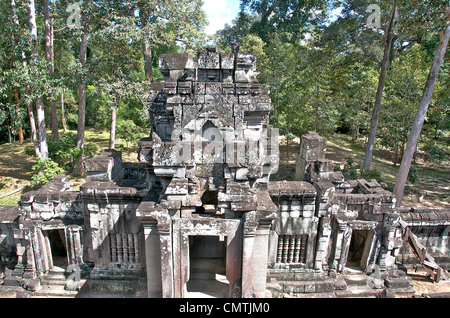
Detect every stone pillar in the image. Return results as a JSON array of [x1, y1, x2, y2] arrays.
[[295, 131, 328, 181], [251, 220, 272, 298], [241, 213, 273, 298], [314, 217, 332, 270], [241, 218, 256, 298], [65, 225, 83, 265], [328, 220, 347, 276], [155, 217, 173, 298], [338, 226, 352, 272], [226, 221, 243, 297], [137, 202, 174, 298], [141, 218, 162, 298]]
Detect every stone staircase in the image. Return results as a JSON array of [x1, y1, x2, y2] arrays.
[[398, 217, 450, 283], [334, 268, 383, 298], [34, 266, 79, 298], [266, 266, 415, 298], [266, 269, 337, 298], [33, 266, 147, 298]]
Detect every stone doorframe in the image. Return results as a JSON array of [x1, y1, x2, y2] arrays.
[[137, 197, 277, 298], [33, 224, 83, 274], [172, 218, 242, 298], [329, 219, 378, 274]]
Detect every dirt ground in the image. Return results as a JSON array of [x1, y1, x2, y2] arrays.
[[402, 270, 450, 296]]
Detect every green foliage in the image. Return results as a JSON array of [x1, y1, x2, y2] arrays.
[[24, 145, 36, 157], [240, 0, 329, 43], [116, 119, 146, 148], [30, 158, 64, 187], [47, 132, 98, 172], [341, 157, 385, 184], [408, 166, 419, 184], [360, 168, 384, 184], [378, 44, 429, 163], [422, 139, 449, 165], [343, 157, 359, 180]]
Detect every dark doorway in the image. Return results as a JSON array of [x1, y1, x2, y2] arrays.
[[47, 229, 67, 266], [187, 235, 229, 297], [347, 229, 369, 268]]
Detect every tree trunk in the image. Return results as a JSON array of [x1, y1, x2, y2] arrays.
[[61, 90, 67, 132], [143, 35, 153, 81], [26, 102, 40, 157], [139, 2, 153, 82], [35, 97, 49, 158], [44, 0, 59, 142], [109, 105, 117, 149], [11, 0, 33, 148], [77, 33, 87, 149], [314, 76, 320, 132], [14, 88, 23, 143], [9, 1, 23, 144], [77, 83, 86, 149], [363, 1, 396, 171], [393, 20, 450, 206], [27, 0, 48, 158], [26, 0, 37, 41], [77, 0, 89, 149]]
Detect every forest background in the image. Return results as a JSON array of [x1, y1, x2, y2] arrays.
[[0, 0, 448, 209]]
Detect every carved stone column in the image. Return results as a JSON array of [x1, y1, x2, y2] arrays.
[[241, 214, 257, 298], [314, 216, 332, 270], [140, 217, 162, 297], [251, 220, 272, 298], [137, 202, 173, 298], [241, 199, 277, 298], [65, 225, 83, 265]]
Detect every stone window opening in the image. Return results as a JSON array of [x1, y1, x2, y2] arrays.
[[109, 233, 140, 264], [276, 234, 308, 264], [201, 120, 223, 142], [195, 190, 219, 215]]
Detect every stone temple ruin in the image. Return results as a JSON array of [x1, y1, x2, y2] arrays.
[[0, 48, 449, 298]]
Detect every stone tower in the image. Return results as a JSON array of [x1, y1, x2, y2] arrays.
[[135, 48, 279, 298]]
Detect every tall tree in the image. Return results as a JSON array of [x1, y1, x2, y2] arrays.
[[8, 0, 25, 144], [240, 0, 329, 43], [76, 0, 89, 150], [362, 0, 397, 170], [136, 0, 207, 80], [8, 0, 40, 154], [393, 6, 450, 206], [27, 0, 48, 158], [44, 0, 59, 142]]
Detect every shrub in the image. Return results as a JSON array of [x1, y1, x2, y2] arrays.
[[360, 168, 384, 184], [48, 132, 98, 172], [343, 157, 359, 180], [117, 119, 145, 148], [30, 158, 64, 187], [422, 141, 449, 165], [408, 166, 419, 184]]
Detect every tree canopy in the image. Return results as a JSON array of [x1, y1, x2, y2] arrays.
[[0, 0, 448, 205]]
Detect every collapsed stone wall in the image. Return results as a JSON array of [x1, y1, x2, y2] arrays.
[[0, 206, 19, 268], [396, 207, 450, 269]]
